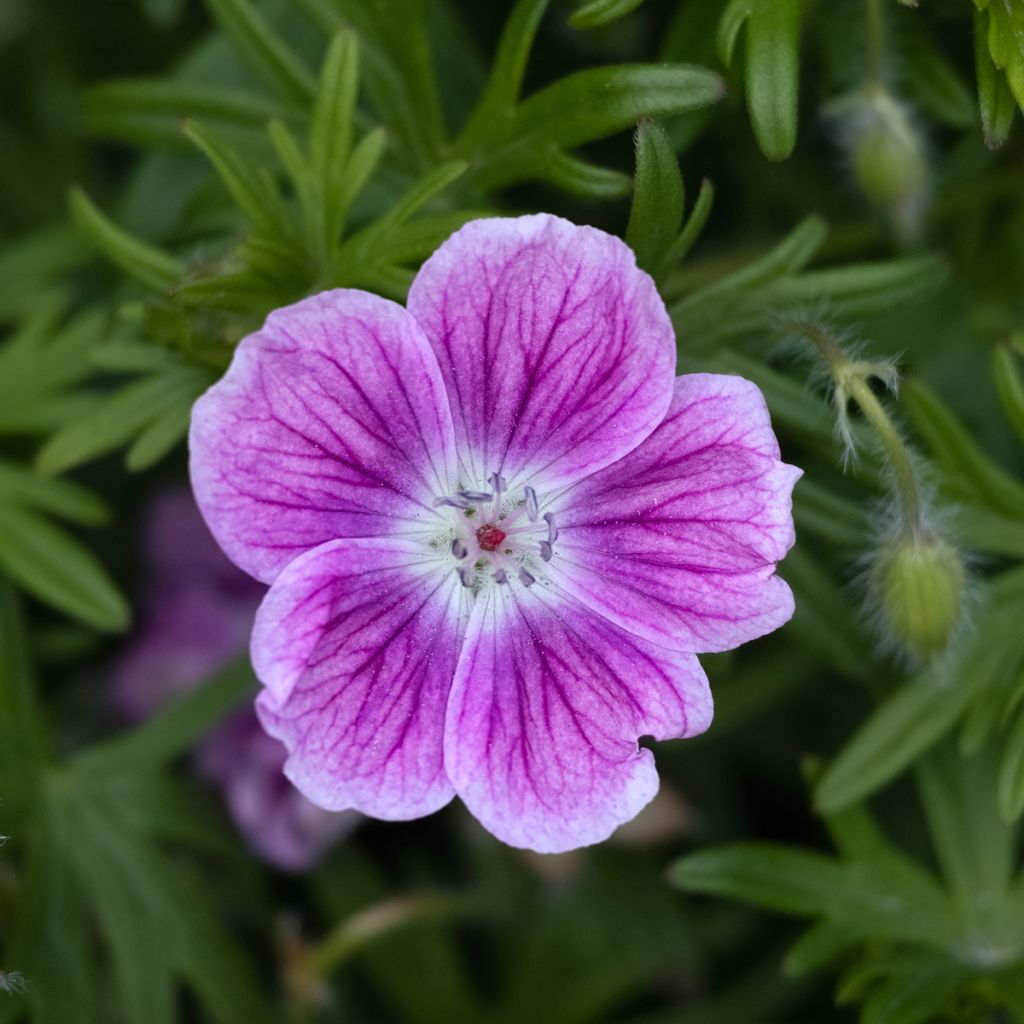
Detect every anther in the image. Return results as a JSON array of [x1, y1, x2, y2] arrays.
[[451, 538, 468, 559], [459, 489, 493, 503], [434, 496, 471, 510], [488, 473, 507, 495], [539, 540, 553, 562], [543, 512, 558, 543], [518, 568, 536, 587], [524, 486, 539, 521], [493, 568, 508, 585], [458, 565, 474, 588]]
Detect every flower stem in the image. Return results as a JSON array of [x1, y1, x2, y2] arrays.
[[865, 0, 887, 86], [796, 321, 923, 537]]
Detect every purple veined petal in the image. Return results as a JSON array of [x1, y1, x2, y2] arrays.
[[444, 583, 712, 854], [550, 374, 802, 654], [190, 290, 459, 584], [407, 214, 675, 490], [197, 712, 359, 872], [253, 537, 469, 820]]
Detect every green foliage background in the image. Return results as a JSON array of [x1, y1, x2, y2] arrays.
[[2, 0, 1024, 1021]]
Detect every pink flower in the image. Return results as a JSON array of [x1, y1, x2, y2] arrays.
[[112, 491, 357, 871], [190, 215, 800, 854]]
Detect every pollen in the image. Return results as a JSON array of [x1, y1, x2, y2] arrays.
[[476, 523, 507, 551]]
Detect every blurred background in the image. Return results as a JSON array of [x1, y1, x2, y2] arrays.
[[2, 1, 1024, 1021]]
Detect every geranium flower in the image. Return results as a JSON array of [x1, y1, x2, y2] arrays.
[[190, 215, 800, 854], [112, 490, 357, 870]]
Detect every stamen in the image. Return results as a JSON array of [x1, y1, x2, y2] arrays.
[[459, 489, 493, 503], [518, 568, 536, 587], [493, 568, 508, 585], [539, 540, 553, 562], [457, 565, 474, 588], [434, 496, 471, 510], [524, 486, 539, 522], [488, 473, 507, 495], [451, 538, 468, 559], [543, 512, 558, 543]]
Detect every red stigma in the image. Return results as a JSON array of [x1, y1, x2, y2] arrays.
[[476, 523, 507, 552]]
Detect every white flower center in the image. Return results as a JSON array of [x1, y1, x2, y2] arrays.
[[432, 472, 557, 592]]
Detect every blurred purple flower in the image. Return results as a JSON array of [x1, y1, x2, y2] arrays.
[[113, 490, 356, 870], [190, 214, 800, 853]]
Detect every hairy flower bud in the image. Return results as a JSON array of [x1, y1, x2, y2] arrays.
[[832, 86, 928, 242], [875, 532, 965, 658]]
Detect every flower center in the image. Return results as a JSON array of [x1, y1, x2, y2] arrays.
[[432, 472, 558, 591], [476, 523, 507, 551]]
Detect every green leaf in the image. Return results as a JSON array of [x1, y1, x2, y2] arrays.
[[0, 461, 108, 526], [204, 0, 315, 104], [69, 187, 183, 291], [538, 151, 632, 200], [791, 478, 867, 548], [662, 178, 714, 268], [758, 254, 948, 319], [818, 584, 1024, 812], [1, 818, 101, 1024], [994, 345, 1024, 446], [570, 0, 646, 30], [474, 64, 723, 191], [310, 32, 359, 249], [86, 79, 284, 149], [338, 162, 468, 280], [904, 27, 976, 129], [744, 0, 801, 160], [82, 656, 255, 771], [860, 955, 966, 1024], [717, 0, 752, 66], [514, 63, 724, 151], [460, 0, 551, 147], [0, 579, 47, 814], [330, 0, 446, 169], [333, 127, 388, 219], [627, 120, 685, 280], [57, 804, 176, 1024], [976, 11, 1016, 149], [670, 843, 848, 916], [37, 367, 211, 476], [670, 215, 826, 337], [999, 707, 1024, 821], [814, 672, 973, 813], [956, 503, 1024, 558], [916, 744, 1016, 912], [184, 120, 294, 241], [669, 843, 955, 945], [903, 379, 1024, 517], [124, 402, 193, 471], [783, 920, 857, 976], [0, 504, 129, 631]]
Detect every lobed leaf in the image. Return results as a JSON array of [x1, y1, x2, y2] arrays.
[[204, 0, 315, 104], [69, 187, 183, 291], [0, 504, 129, 632]]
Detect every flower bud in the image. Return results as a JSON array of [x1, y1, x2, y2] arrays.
[[875, 532, 965, 658], [833, 86, 928, 242]]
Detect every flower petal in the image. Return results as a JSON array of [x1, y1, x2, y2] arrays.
[[407, 214, 675, 489], [190, 290, 458, 583], [444, 585, 712, 853], [253, 537, 468, 820], [551, 374, 801, 653]]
